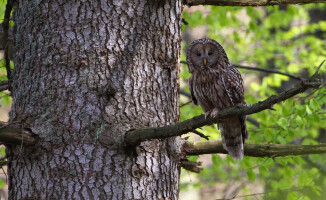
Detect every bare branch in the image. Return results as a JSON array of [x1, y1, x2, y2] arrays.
[[0, 80, 9, 91], [183, 140, 326, 157], [0, 85, 9, 92], [181, 61, 304, 81], [0, 123, 37, 146], [246, 116, 260, 127], [184, 0, 326, 7], [125, 65, 322, 146], [180, 101, 192, 107], [0, 161, 7, 167], [191, 129, 210, 140], [180, 90, 192, 98], [0, 81, 9, 86], [181, 160, 203, 173], [234, 64, 304, 81]]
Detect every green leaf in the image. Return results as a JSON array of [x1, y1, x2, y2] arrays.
[[287, 191, 299, 200], [309, 99, 320, 110], [265, 129, 273, 141], [247, 169, 256, 181], [259, 166, 267, 176], [286, 129, 295, 141], [277, 118, 287, 130], [305, 105, 312, 115], [295, 115, 303, 125], [0, 147, 5, 157], [1, 94, 11, 106], [0, 179, 5, 188], [211, 154, 222, 166], [298, 172, 312, 187]]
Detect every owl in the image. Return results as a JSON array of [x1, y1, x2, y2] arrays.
[[186, 38, 248, 160]]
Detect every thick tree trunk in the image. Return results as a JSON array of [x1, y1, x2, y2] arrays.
[[7, 0, 182, 199]]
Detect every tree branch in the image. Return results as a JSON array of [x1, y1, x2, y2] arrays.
[[182, 140, 326, 157], [0, 123, 37, 146], [0, 161, 7, 167], [181, 160, 203, 173], [180, 90, 192, 98], [125, 61, 324, 146], [181, 61, 304, 81], [0, 80, 9, 92], [0, 85, 9, 92], [184, 0, 326, 7], [234, 64, 303, 81]]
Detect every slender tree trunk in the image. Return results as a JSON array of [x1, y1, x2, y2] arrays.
[[7, 0, 182, 199]]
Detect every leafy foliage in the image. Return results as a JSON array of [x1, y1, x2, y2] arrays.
[[180, 3, 326, 200]]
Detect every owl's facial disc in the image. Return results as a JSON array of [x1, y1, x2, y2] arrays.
[[192, 43, 218, 69]]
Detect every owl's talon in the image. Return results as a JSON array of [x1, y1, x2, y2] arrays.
[[209, 108, 219, 118], [205, 111, 212, 119]]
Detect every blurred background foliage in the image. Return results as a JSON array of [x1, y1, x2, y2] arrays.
[[0, 1, 325, 200], [180, 3, 326, 200]]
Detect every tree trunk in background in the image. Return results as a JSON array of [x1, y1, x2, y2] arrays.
[[7, 0, 182, 199]]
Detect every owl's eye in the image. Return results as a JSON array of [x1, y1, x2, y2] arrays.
[[196, 52, 201, 57], [208, 51, 213, 56]]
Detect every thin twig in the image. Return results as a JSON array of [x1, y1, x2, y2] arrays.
[[180, 90, 192, 98], [234, 64, 304, 81], [180, 101, 192, 107], [246, 116, 260, 128], [191, 129, 209, 140], [180, 61, 304, 81]]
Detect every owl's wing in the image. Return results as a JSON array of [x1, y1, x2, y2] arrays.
[[189, 75, 198, 105], [221, 65, 245, 106], [221, 65, 249, 141]]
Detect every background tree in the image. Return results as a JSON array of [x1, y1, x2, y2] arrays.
[[0, 0, 325, 200]]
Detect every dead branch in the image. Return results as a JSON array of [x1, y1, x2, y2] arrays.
[[0, 123, 37, 146]]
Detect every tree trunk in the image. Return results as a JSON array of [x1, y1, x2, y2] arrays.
[[7, 0, 182, 199]]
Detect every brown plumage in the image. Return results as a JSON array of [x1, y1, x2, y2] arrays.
[[186, 38, 248, 160]]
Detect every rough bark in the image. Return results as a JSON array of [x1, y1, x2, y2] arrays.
[[8, 0, 182, 199]]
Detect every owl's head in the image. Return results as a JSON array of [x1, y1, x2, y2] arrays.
[[186, 38, 229, 73]]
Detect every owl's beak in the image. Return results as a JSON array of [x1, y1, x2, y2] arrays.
[[203, 58, 207, 66]]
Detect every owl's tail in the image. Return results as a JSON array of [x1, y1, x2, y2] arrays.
[[220, 116, 248, 160]]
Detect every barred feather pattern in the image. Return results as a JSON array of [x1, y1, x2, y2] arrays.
[[187, 38, 248, 160]]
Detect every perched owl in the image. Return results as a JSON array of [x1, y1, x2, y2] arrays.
[[186, 38, 248, 160]]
